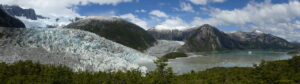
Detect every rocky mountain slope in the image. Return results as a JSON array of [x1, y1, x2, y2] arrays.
[[64, 16, 156, 51], [0, 5, 46, 20], [180, 24, 243, 52], [228, 30, 294, 49], [0, 8, 25, 28], [180, 24, 297, 52], [0, 27, 155, 73]]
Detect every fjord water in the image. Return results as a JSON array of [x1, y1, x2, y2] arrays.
[[167, 50, 293, 74]]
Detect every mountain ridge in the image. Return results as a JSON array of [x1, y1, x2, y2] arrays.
[[0, 7, 25, 28], [147, 27, 196, 41], [180, 24, 243, 52], [150, 24, 298, 52], [0, 5, 47, 20], [64, 16, 157, 51]]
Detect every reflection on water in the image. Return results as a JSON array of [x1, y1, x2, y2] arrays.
[[167, 50, 293, 74]]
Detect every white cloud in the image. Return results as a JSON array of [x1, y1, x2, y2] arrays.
[[189, 0, 226, 5], [135, 9, 147, 13], [119, 13, 148, 29], [0, 0, 135, 18], [85, 10, 117, 16], [179, 2, 195, 12], [213, 0, 226, 3], [192, 17, 223, 26], [155, 17, 189, 30], [191, 1, 300, 42], [150, 10, 168, 18]]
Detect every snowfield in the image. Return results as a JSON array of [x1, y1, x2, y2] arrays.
[[0, 27, 156, 73]]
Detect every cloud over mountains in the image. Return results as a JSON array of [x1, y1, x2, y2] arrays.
[[0, 0, 136, 18], [1, 0, 300, 42], [191, 1, 300, 42]]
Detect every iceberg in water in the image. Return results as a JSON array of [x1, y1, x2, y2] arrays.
[[0, 27, 156, 73]]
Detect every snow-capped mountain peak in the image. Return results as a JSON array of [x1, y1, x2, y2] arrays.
[[252, 30, 264, 34]]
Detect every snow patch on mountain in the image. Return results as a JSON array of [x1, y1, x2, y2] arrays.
[[0, 27, 155, 73], [253, 30, 264, 34]]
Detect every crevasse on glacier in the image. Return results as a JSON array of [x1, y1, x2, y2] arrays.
[[0, 27, 156, 73]]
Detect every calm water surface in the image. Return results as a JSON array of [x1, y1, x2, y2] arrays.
[[166, 50, 293, 74]]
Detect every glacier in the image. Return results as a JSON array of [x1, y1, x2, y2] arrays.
[[0, 27, 156, 73], [16, 16, 73, 28], [145, 40, 185, 57]]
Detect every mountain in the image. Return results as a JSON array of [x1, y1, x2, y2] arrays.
[[64, 16, 156, 51], [147, 27, 195, 41], [0, 5, 46, 20], [0, 7, 25, 28], [0, 27, 155, 73], [227, 30, 295, 49], [180, 24, 296, 52], [180, 24, 243, 52]]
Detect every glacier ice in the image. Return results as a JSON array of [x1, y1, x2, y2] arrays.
[[16, 16, 72, 28], [0, 27, 156, 73], [145, 40, 185, 57]]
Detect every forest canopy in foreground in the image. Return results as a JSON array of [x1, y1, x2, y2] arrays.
[[0, 56, 300, 84]]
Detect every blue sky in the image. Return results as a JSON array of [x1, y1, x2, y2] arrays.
[[72, 0, 300, 42], [74, 0, 291, 31], [75, 0, 249, 29], [1, 0, 300, 42]]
